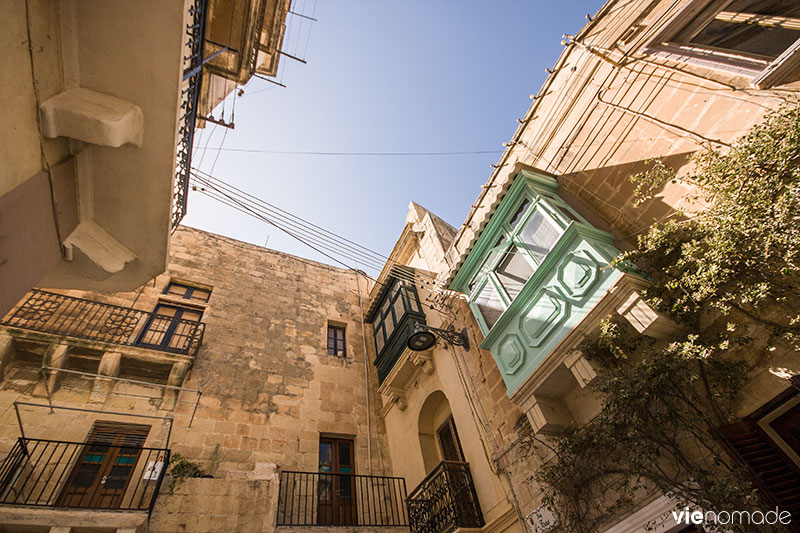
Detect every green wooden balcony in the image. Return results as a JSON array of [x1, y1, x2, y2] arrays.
[[449, 170, 627, 395]]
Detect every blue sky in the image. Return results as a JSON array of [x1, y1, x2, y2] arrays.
[[185, 1, 605, 273]]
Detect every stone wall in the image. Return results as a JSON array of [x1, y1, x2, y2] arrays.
[[149, 478, 271, 533], [0, 226, 393, 531]]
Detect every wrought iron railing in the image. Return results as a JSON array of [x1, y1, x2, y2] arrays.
[[1, 290, 205, 356], [0, 438, 169, 514], [406, 461, 483, 533], [172, 0, 210, 230], [276, 470, 408, 527]]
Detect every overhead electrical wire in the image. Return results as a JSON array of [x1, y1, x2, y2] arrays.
[[192, 169, 390, 269], [198, 148, 504, 157], [189, 169, 441, 289]]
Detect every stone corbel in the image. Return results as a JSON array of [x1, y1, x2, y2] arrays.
[[161, 362, 190, 410], [40, 87, 143, 147], [383, 386, 407, 411], [563, 351, 597, 388], [408, 350, 435, 375], [0, 334, 16, 380], [520, 393, 573, 435], [90, 351, 121, 403], [35, 343, 70, 397], [617, 291, 681, 340]]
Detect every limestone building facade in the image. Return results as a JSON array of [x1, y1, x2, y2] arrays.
[[1, 1, 800, 533], [0, 227, 400, 532]]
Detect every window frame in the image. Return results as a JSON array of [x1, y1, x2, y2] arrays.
[[467, 189, 580, 335], [645, 0, 800, 88], [327, 324, 347, 358], [162, 281, 212, 303]]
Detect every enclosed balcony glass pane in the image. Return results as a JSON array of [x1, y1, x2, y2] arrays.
[[405, 282, 421, 312], [495, 246, 534, 299], [475, 282, 505, 329], [393, 293, 405, 321], [375, 326, 385, 352], [384, 316, 395, 339], [508, 198, 531, 229], [519, 210, 561, 261]]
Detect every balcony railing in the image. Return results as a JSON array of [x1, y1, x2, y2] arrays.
[[173, 0, 209, 230], [406, 461, 483, 533], [1, 290, 205, 357], [276, 470, 408, 527], [0, 438, 169, 514]]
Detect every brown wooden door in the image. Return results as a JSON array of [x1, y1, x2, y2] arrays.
[[58, 422, 150, 509], [318, 437, 356, 525], [437, 416, 465, 462]]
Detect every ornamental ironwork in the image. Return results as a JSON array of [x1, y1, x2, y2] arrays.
[[1, 290, 204, 357], [406, 461, 484, 533], [172, 0, 209, 230]]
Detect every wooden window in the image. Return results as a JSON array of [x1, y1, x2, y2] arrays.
[[649, 0, 800, 87], [467, 193, 571, 334], [163, 281, 212, 303], [327, 324, 346, 357], [137, 303, 204, 353]]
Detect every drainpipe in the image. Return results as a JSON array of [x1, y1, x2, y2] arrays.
[[355, 269, 373, 474]]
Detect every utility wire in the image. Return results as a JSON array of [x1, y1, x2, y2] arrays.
[[199, 147, 503, 157], [191, 173, 387, 270], [192, 169, 391, 266], [191, 173, 458, 318], [189, 169, 440, 288]]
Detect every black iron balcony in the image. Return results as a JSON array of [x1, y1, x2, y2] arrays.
[[0, 437, 169, 514], [406, 461, 484, 533], [173, 0, 209, 230], [1, 290, 205, 357], [276, 470, 408, 527]]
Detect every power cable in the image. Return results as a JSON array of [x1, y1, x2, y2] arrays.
[[191, 174, 387, 270], [198, 148, 504, 157], [189, 169, 447, 293], [191, 169, 390, 267]]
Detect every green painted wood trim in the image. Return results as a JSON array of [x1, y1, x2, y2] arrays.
[[450, 169, 612, 293], [450, 171, 541, 293], [477, 224, 613, 348]]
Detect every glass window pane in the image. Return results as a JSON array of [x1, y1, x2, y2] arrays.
[[375, 327, 385, 353], [403, 282, 421, 313], [319, 442, 332, 467], [508, 198, 531, 229], [690, 20, 799, 59], [726, 0, 800, 17], [166, 284, 187, 297], [393, 295, 405, 323], [495, 246, 534, 300], [519, 210, 561, 261], [338, 442, 352, 466], [479, 236, 508, 276], [384, 316, 395, 339], [475, 282, 505, 330], [189, 288, 211, 302]]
